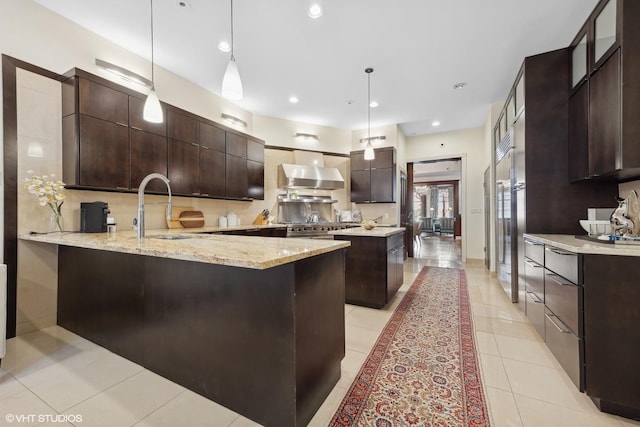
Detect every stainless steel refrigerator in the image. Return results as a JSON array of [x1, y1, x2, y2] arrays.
[[496, 148, 514, 301], [496, 111, 526, 310]]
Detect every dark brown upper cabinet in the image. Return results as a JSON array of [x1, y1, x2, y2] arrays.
[[568, 0, 640, 181], [61, 68, 265, 201], [350, 147, 396, 204], [62, 74, 130, 189], [130, 129, 168, 192]]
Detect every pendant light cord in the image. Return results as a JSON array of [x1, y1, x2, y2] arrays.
[[230, 0, 235, 61], [150, 0, 155, 88], [368, 71, 371, 141]]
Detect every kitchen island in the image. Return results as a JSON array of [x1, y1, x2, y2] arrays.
[[20, 230, 350, 427], [525, 234, 640, 420], [330, 226, 405, 308]]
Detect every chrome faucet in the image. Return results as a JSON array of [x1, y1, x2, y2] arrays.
[[137, 173, 172, 239]]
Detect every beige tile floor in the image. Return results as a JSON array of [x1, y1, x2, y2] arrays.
[[1, 238, 639, 426]]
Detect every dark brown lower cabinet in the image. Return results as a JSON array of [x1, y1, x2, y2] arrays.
[[57, 246, 346, 427], [583, 254, 640, 420], [334, 231, 404, 308]]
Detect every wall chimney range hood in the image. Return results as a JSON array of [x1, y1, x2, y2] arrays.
[[277, 163, 344, 190]]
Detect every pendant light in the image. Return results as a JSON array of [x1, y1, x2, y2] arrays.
[[222, 0, 243, 101], [364, 68, 375, 160], [143, 0, 163, 123]]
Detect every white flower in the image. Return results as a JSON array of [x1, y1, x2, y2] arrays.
[[24, 172, 66, 213]]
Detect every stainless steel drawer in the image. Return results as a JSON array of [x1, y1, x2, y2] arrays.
[[525, 291, 545, 340], [386, 232, 404, 251], [525, 238, 544, 265], [524, 257, 544, 298], [545, 269, 580, 334], [544, 246, 578, 284], [545, 308, 583, 390]]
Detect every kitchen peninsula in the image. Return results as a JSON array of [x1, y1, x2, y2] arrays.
[[19, 230, 350, 427]]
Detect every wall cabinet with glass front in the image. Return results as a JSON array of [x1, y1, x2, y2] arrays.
[[568, 0, 640, 181]]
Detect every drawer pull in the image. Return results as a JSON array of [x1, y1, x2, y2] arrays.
[[526, 291, 542, 304], [525, 240, 543, 246], [524, 259, 542, 268], [545, 273, 573, 286], [545, 313, 570, 334], [545, 247, 575, 257]]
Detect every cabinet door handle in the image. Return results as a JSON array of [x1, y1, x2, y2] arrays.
[[116, 122, 128, 127], [191, 143, 199, 147], [192, 192, 200, 196], [201, 193, 209, 196], [545, 312, 570, 334], [525, 240, 543, 247], [545, 273, 573, 286], [130, 126, 143, 131], [200, 145, 209, 149], [116, 186, 129, 190]]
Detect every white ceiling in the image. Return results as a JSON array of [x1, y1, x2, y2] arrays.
[[34, 0, 598, 136]]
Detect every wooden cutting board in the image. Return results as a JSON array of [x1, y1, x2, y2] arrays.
[[167, 206, 193, 229], [179, 210, 205, 228]]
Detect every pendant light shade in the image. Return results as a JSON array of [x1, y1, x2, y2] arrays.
[[143, 88, 163, 123], [143, 0, 163, 123], [222, 56, 243, 101], [364, 68, 375, 161], [222, 0, 243, 101]]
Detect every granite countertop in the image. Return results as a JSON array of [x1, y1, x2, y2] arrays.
[[19, 229, 350, 270], [525, 233, 640, 257], [328, 226, 405, 237]]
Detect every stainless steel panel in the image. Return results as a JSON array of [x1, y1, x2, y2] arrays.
[[545, 246, 579, 284], [496, 151, 514, 302], [524, 239, 544, 265], [545, 308, 582, 390], [525, 291, 545, 339], [545, 269, 580, 334], [386, 232, 404, 251], [524, 257, 544, 298]]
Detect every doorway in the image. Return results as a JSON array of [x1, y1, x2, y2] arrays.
[[408, 158, 463, 266]]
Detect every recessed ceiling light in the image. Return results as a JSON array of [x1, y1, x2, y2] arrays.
[[369, 101, 379, 108], [308, 3, 324, 18], [176, 0, 190, 8], [218, 41, 231, 52], [289, 96, 299, 104], [432, 121, 441, 127], [453, 82, 467, 90]]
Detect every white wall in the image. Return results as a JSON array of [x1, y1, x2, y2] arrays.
[[406, 127, 489, 261]]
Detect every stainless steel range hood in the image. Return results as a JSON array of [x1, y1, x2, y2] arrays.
[[277, 163, 345, 190]]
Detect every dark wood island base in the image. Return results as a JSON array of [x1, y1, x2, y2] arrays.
[[57, 246, 346, 427]]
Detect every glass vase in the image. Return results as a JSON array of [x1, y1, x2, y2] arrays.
[[48, 210, 63, 233]]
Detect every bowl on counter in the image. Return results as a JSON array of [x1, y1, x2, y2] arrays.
[[579, 219, 612, 235], [361, 220, 377, 230]]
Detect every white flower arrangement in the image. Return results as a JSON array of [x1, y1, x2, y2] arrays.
[[23, 171, 66, 232]]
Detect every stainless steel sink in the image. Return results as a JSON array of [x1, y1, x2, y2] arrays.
[[149, 235, 194, 240]]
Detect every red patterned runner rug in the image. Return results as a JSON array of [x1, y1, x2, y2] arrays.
[[329, 267, 490, 427]]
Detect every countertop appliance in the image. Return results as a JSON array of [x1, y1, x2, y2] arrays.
[[80, 201, 110, 233]]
